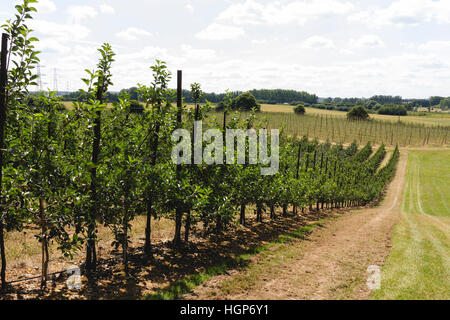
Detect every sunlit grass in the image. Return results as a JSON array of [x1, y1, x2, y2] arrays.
[[372, 150, 450, 300]]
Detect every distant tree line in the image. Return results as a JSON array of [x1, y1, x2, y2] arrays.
[[377, 104, 407, 116], [248, 89, 318, 104], [183, 89, 318, 105], [317, 94, 450, 115], [59, 89, 449, 113], [60, 88, 318, 105]]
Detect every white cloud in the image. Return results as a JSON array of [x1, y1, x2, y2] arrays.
[[303, 36, 335, 49], [217, 0, 354, 26], [185, 3, 194, 14], [349, 35, 385, 49], [12, 0, 450, 97], [251, 39, 268, 44], [418, 40, 450, 53], [195, 23, 245, 40], [35, 38, 71, 54], [67, 5, 98, 24], [180, 45, 216, 60], [113, 46, 184, 85], [416, 41, 450, 68], [99, 4, 115, 15], [349, 0, 450, 27], [29, 20, 91, 40], [115, 27, 153, 41], [34, 0, 56, 14]]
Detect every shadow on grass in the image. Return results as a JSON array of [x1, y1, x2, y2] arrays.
[[146, 220, 327, 300], [3, 210, 338, 300]]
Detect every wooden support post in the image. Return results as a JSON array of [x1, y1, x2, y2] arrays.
[[174, 70, 183, 246], [0, 33, 8, 290]]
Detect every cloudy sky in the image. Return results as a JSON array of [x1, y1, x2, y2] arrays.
[[1, 0, 450, 98]]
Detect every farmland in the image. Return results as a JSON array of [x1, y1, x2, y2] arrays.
[[207, 110, 449, 147], [1, 0, 450, 303], [0, 3, 403, 298], [261, 104, 450, 127], [61, 101, 450, 147]]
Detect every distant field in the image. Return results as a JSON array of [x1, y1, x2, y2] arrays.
[[261, 104, 450, 127], [373, 150, 450, 299], [61, 101, 449, 146], [208, 110, 449, 147], [62, 101, 450, 127]]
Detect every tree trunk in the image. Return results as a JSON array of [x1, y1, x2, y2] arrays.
[[216, 215, 222, 234], [256, 204, 263, 223], [174, 208, 183, 246], [39, 198, 49, 290], [184, 210, 191, 243], [144, 197, 152, 256], [123, 215, 128, 273], [240, 204, 246, 225], [282, 204, 288, 217], [270, 205, 275, 219], [0, 221, 6, 290]]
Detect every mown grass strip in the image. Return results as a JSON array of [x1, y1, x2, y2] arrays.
[[145, 221, 325, 300]]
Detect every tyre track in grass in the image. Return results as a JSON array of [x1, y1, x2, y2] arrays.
[[372, 149, 450, 300]]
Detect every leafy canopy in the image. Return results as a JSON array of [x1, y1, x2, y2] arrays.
[[347, 106, 370, 121]]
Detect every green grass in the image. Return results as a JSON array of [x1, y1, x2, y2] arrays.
[[372, 150, 450, 300], [403, 151, 450, 217], [144, 221, 325, 300]]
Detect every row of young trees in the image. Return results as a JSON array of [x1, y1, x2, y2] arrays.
[[0, 0, 400, 291]]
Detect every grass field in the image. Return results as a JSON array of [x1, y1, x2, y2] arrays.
[[372, 150, 450, 300]]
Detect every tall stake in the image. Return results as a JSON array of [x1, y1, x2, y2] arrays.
[[86, 76, 104, 272], [0, 33, 8, 290], [293, 142, 302, 215], [185, 90, 200, 242], [144, 88, 163, 254], [174, 70, 183, 246]]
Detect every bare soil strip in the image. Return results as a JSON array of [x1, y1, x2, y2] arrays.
[[184, 153, 408, 300]]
